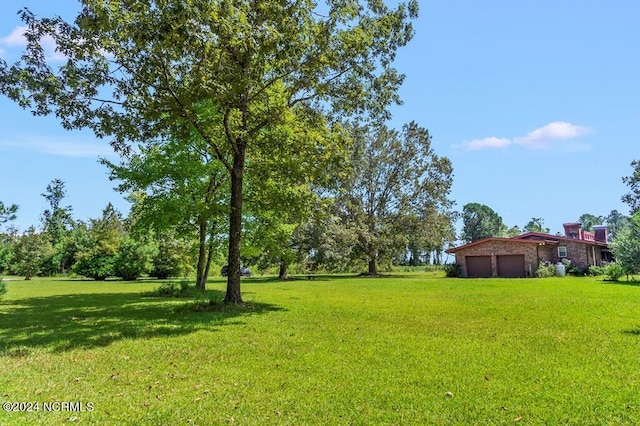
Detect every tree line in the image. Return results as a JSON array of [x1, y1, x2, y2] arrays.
[[460, 203, 628, 244], [0, 120, 456, 283]]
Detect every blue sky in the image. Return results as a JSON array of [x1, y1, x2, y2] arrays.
[[0, 1, 636, 236]]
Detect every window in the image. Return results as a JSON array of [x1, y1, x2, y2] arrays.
[[558, 246, 567, 258]]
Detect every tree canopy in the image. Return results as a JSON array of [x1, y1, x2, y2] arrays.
[[461, 203, 505, 243], [1, 0, 418, 302], [332, 121, 454, 274]]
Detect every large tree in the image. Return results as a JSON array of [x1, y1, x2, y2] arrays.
[[335, 122, 454, 275], [461, 203, 506, 243], [1, 0, 417, 303]]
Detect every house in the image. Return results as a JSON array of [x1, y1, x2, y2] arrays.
[[445, 223, 612, 278]]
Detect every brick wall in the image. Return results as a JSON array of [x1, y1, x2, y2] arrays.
[[454, 240, 541, 277], [454, 239, 603, 277]]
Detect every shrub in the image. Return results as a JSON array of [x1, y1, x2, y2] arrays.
[[0, 278, 6, 298], [114, 238, 157, 281], [535, 261, 555, 278], [604, 263, 625, 281], [566, 265, 589, 276], [146, 281, 198, 298], [588, 265, 605, 276], [73, 253, 116, 280], [443, 263, 463, 278]]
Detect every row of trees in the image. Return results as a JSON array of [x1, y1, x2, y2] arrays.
[[0, 182, 191, 281], [1, 120, 457, 282], [460, 202, 628, 244]]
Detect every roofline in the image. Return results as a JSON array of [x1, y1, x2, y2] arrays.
[[445, 237, 549, 253], [446, 233, 608, 253], [514, 231, 607, 246]]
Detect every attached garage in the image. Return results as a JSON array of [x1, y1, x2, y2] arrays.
[[497, 255, 525, 278], [465, 256, 492, 278]]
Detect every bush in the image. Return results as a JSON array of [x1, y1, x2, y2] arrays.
[[73, 253, 116, 280], [566, 265, 589, 276], [114, 238, 157, 281], [443, 263, 463, 278], [0, 278, 6, 298], [604, 263, 625, 281], [588, 265, 605, 276], [535, 261, 555, 278], [146, 281, 198, 298]]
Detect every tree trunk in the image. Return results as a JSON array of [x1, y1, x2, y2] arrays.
[[278, 259, 288, 280], [203, 232, 215, 288], [224, 145, 245, 304], [368, 258, 377, 275], [196, 220, 207, 291]]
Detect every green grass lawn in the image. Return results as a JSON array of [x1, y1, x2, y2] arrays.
[[1, 274, 640, 425]]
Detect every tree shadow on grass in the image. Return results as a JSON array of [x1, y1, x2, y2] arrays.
[[246, 273, 417, 283], [623, 327, 640, 336], [0, 289, 284, 356], [602, 279, 640, 287]]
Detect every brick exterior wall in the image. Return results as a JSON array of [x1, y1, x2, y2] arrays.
[[453, 239, 604, 277], [454, 240, 541, 278]]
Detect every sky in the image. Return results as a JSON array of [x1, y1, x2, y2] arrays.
[[0, 0, 637, 237]]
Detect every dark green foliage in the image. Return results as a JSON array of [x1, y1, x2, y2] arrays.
[[0, 278, 6, 298], [443, 263, 462, 278], [73, 254, 116, 281], [566, 264, 588, 276], [150, 234, 191, 279], [114, 238, 157, 281], [72, 204, 124, 280], [146, 281, 198, 298], [461, 203, 506, 243], [12, 227, 53, 280]]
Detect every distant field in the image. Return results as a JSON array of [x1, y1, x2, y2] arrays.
[[1, 274, 639, 425]]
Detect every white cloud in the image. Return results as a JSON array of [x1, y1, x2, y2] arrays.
[[461, 137, 511, 151], [0, 135, 115, 158], [459, 121, 593, 152], [1, 25, 66, 61], [1, 26, 27, 47], [514, 121, 592, 149]]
